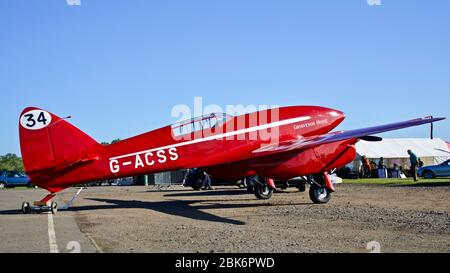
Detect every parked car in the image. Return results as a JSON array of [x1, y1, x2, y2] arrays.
[[0, 171, 31, 189], [418, 160, 450, 179]]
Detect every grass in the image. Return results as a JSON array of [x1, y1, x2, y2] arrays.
[[343, 177, 450, 186]]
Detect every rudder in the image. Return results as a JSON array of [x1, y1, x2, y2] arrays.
[[19, 107, 100, 177]]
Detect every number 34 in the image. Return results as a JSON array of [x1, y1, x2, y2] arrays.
[[20, 110, 52, 130]]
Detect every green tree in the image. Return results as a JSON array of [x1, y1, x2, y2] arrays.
[[111, 138, 121, 144], [0, 153, 24, 172], [101, 138, 121, 146]]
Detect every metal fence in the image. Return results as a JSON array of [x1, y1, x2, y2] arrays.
[[146, 169, 187, 190]]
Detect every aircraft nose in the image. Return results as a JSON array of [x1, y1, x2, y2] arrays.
[[325, 109, 345, 124], [328, 109, 345, 118]]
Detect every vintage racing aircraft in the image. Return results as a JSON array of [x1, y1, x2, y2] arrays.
[[18, 106, 445, 213]]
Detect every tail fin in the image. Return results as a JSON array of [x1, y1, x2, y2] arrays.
[[19, 107, 100, 177]]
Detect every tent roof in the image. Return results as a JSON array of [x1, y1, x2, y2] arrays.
[[355, 138, 450, 159]]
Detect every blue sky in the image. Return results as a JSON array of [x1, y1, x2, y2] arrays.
[[1, 0, 449, 155]]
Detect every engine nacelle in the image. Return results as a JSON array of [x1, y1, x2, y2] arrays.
[[250, 139, 357, 180]]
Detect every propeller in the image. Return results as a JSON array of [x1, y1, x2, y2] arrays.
[[359, 136, 383, 142]]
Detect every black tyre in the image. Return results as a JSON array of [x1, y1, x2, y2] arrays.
[[423, 170, 434, 179], [21, 201, 31, 214], [309, 183, 332, 204], [279, 181, 289, 190], [243, 177, 255, 193], [50, 202, 58, 214], [0, 181, 6, 190], [297, 183, 306, 192], [254, 182, 273, 200]]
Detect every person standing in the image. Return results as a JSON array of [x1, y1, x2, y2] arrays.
[[392, 163, 400, 178], [377, 157, 387, 178], [418, 158, 424, 168], [377, 157, 385, 169], [361, 156, 372, 178], [408, 149, 419, 182]]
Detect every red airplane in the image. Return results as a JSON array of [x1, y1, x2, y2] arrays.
[[18, 106, 445, 213]]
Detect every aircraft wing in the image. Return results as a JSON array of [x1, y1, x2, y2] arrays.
[[253, 116, 446, 155]]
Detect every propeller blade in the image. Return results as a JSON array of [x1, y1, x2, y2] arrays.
[[359, 136, 383, 142]]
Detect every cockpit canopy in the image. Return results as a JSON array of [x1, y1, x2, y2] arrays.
[[171, 113, 233, 137]]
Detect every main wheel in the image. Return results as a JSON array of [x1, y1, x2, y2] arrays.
[[423, 170, 434, 179], [0, 181, 6, 190], [21, 201, 31, 214], [309, 183, 332, 204], [254, 177, 273, 200], [50, 202, 58, 214]]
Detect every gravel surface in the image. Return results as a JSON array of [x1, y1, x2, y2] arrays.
[[60, 184, 450, 253]]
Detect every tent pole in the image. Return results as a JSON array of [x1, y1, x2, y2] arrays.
[[430, 122, 434, 139]]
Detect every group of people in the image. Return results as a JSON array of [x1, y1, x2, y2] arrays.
[[361, 149, 423, 181]]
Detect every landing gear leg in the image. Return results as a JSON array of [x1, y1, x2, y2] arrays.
[[21, 193, 57, 214], [21, 187, 86, 214]]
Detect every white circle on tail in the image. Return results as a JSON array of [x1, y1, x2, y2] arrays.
[[20, 110, 52, 130]]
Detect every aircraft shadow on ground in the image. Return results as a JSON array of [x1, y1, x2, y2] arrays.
[[67, 197, 310, 225], [0, 190, 309, 222], [163, 189, 251, 197], [163, 188, 299, 198], [0, 209, 22, 215]]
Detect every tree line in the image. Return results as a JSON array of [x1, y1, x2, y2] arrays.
[[0, 153, 24, 172]]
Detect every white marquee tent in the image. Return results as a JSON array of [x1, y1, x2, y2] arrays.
[[352, 138, 450, 171]]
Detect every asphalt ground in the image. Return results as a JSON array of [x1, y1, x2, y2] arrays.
[[0, 188, 97, 253], [0, 183, 449, 253]]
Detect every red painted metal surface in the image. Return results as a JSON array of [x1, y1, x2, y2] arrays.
[[18, 105, 444, 195]]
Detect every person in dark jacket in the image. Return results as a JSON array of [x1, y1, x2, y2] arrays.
[[378, 157, 385, 169], [418, 158, 424, 168], [408, 149, 419, 182]]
